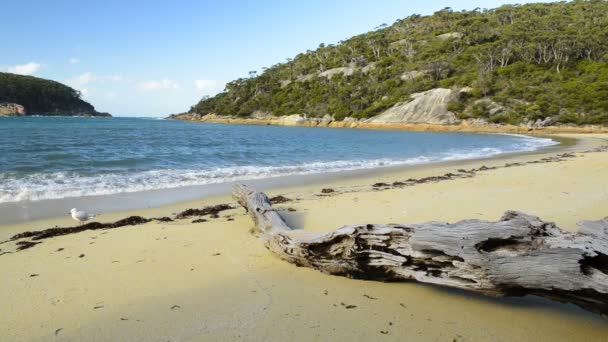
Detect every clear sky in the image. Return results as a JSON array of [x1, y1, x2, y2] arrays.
[[1, 0, 555, 117]]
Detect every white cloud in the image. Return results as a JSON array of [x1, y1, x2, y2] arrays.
[[139, 79, 180, 91], [68, 58, 80, 64], [7, 62, 42, 75], [194, 79, 224, 96], [67, 72, 96, 88]]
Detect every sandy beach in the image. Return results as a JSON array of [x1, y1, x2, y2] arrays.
[[1, 133, 607, 341]]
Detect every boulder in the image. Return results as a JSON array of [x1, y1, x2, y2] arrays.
[[0, 102, 26, 116], [277, 114, 307, 126], [318, 66, 355, 79], [319, 114, 333, 126], [361, 62, 376, 74], [437, 32, 463, 40], [540, 116, 558, 127], [400, 70, 427, 81], [473, 99, 505, 117], [251, 110, 274, 120], [296, 74, 315, 82], [366, 88, 459, 125]]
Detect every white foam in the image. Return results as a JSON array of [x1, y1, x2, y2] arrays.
[[0, 136, 558, 203]]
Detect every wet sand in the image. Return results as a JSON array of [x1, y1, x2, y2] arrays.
[[1, 133, 607, 341]]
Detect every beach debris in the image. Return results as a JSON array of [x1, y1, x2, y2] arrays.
[[175, 204, 233, 219], [363, 294, 378, 300], [93, 305, 104, 309], [170, 305, 181, 310], [269, 195, 292, 204], [233, 183, 608, 317], [321, 188, 335, 194], [212, 252, 221, 256], [79, 254, 85, 258], [15, 241, 41, 250], [154, 217, 173, 222], [11, 216, 151, 242], [55, 328, 62, 336], [29, 274, 39, 277], [380, 331, 389, 335], [370, 151, 584, 193]]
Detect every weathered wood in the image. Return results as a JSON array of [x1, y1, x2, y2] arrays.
[[233, 184, 608, 316]]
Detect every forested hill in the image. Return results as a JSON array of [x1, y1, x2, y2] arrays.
[[0, 73, 110, 117], [190, 0, 608, 126]]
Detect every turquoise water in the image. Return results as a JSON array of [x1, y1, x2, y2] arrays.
[[0, 117, 557, 203]]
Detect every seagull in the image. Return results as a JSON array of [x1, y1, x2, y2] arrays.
[[69, 208, 96, 224]]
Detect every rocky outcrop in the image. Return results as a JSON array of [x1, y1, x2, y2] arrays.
[[0, 102, 26, 116], [400, 70, 427, 81], [292, 63, 368, 84], [296, 74, 315, 82], [170, 86, 607, 133], [318, 66, 355, 79], [472, 99, 506, 117], [276, 114, 335, 127], [365, 88, 459, 125], [168, 111, 608, 134], [436, 32, 463, 40], [276, 114, 308, 125], [361, 62, 376, 73]]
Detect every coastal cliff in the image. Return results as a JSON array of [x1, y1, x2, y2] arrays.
[[0, 103, 26, 116], [0, 73, 111, 117]]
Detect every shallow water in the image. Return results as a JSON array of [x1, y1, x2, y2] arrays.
[[0, 116, 557, 203]]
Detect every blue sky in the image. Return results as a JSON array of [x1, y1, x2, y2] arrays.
[[1, 0, 554, 117]]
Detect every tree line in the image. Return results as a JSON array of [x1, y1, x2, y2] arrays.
[[192, 0, 608, 125]]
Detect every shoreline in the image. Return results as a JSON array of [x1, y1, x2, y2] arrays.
[[1, 133, 607, 341], [169, 114, 608, 134], [0, 133, 570, 225]]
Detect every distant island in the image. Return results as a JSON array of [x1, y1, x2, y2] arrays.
[[0, 72, 111, 117], [172, 1, 607, 130]]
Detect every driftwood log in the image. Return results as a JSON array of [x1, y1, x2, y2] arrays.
[[232, 184, 608, 317]]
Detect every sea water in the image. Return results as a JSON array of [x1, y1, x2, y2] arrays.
[[0, 116, 557, 203]]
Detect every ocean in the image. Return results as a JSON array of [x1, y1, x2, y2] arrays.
[[0, 116, 558, 204]]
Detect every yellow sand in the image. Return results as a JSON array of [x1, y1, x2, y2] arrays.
[[1, 134, 607, 341]]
